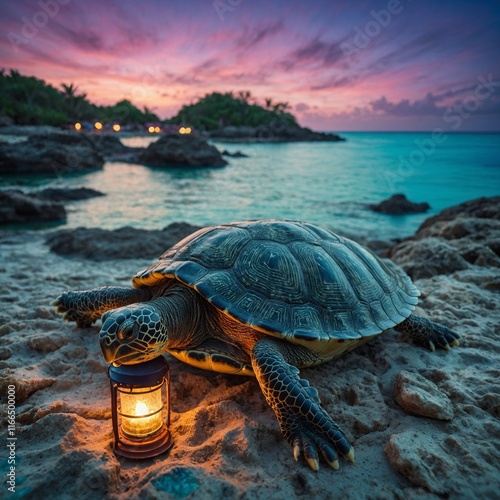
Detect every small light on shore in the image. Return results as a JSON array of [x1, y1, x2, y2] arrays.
[[95, 121, 103, 130], [108, 356, 173, 459], [179, 127, 192, 134], [112, 124, 121, 132], [148, 126, 155, 133], [154, 126, 161, 133], [74, 122, 82, 131]]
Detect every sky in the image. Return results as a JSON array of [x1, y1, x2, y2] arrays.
[[0, 0, 499, 131]]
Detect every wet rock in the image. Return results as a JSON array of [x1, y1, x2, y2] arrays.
[[370, 194, 430, 215], [0, 189, 66, 225], [139, 133, 227, 167], [46, 222, 202, 260], [221, 149, 249, 157], [394, 370, 454, 420], [0, 132, 104, 174], [35, 187, 105, 202]]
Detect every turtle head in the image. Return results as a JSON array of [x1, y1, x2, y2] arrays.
[[99, 304, 168, 365]]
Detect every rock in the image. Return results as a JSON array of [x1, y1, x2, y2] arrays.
[[0, 189, 66, 225], [46, 222, 202, 260], [210, 124, 345, 143], [385, 432, 451, 495], [418, 196, 500, 232], [35, 187, 105, 202], [0, 368, 57, 402], [370, 194, 430, 215], [139, 134, 227, 167], [388, 237, 469, 280], [221, 149, 249, 158], [90, 134, 144, 162], [386, 196, 500, 280], [394, 370, 454, 420], [0, 132, 104, 175], [0, 115, 14, 127]]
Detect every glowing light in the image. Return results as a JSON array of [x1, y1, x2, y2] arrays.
[[135, 401, 148, 416], [179, 127, 192, 134], [74, 122, 82, 131], [120, 388, 163, 438], [154, 126, 161, 133], [94, 121, 103, 130], [148, 126, 155, 133], [112, 124, 121, 132]]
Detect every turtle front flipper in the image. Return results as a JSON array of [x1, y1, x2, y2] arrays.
[[395, 314, 460, 352], [251, 337, 353, 471], [52, 286, 151, 328]]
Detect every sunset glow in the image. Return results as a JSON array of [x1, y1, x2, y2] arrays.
[[0, 0, 499, 130]]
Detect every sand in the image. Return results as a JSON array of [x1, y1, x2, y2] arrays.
[[1, 200, 499, 499]]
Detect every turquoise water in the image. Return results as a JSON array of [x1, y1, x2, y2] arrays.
[[2, 132, 499, 241]]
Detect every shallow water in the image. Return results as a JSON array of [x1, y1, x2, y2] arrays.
[[2, 132, 499, 241]]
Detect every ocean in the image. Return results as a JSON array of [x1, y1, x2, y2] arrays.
[[2, 132, 499, 241]]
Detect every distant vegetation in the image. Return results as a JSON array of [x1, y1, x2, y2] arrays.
[[0, 69, 160, 126], [166, 91, 298, 130], [0, 69, 298, 131]]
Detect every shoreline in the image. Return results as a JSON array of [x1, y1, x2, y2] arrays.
[[0, 197, 499, 498]]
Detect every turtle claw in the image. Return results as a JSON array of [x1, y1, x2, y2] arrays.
[[306, 457, 320, 471], [428, 340, 436, 352], [345, 447, 355, 463], [293, 443, 301, 462]]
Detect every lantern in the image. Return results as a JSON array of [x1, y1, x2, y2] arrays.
[[108, 356, 173, 459]]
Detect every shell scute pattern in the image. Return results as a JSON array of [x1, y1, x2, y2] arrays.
[[132, 220, 419, 348], [234, 240, 306, 304]]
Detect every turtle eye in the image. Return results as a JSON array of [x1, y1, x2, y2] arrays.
[[118, 323, 136, 341]]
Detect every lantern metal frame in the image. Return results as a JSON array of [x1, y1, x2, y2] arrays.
[[108, 356, 173, 459]]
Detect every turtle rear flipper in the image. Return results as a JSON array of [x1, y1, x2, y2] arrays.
[[52, 286, 151, 328], [251, 337, 354, 471], [395, 314, 461, 352]]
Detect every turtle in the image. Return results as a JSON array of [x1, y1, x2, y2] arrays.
[[52, 220, 460, 471]]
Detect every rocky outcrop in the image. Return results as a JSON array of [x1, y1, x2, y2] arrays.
[[386, 196, 500, 280], [221, 149, 249, 158], [209, 124, 344, 143], [370, 194, 430, 215], [35, 187, 104, 202], [139, 134, 227, 167], [0, 132, 104, 175], [46, 222, 202, 260], [0, 188, 104, 225], [0, 189, 66, 225]]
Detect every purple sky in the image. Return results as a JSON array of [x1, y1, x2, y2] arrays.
[[1, 0, 499, 130]]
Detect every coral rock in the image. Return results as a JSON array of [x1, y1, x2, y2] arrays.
[[394, 370, 454, 420]]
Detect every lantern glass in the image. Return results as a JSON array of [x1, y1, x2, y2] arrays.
[[119, 384, 164, 438], [108, 356, 173, 459]]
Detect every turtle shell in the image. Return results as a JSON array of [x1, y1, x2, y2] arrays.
[[132, 220, 419, 352]]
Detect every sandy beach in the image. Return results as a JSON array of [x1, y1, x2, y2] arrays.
[[1, 197, 499, 499]]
